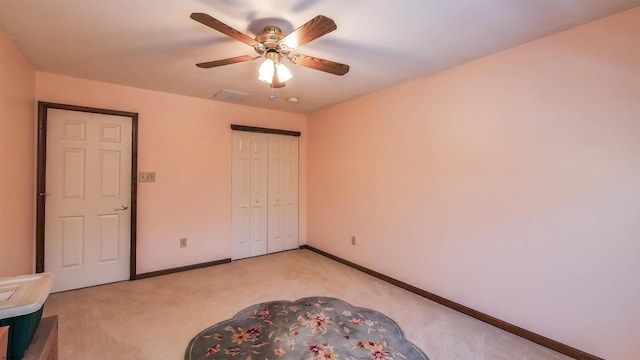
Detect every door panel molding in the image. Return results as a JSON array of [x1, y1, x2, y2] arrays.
[[36, 101, 138, 281]]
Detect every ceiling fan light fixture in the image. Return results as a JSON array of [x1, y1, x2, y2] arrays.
[[258, 51, 292, 85], [276, 63, 292, 82], [258, 57, 275, 83]]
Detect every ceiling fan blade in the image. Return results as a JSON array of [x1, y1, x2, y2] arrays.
[[281, 15, 337, 49], [196, 55, 255, 68], [289, 53, 349, 76], [190, 13, 257, 47]]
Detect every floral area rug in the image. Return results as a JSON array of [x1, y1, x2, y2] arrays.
[[185, 296, 429, 360]]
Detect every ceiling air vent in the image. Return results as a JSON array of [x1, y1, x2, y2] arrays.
[[213, 89, 251, 103]]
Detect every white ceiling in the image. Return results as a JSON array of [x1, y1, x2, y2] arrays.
[[1, 0, 638, 114]]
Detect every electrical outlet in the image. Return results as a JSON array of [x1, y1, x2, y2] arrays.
[[351, 236, 356, 246], [180, 237, 187, 248]]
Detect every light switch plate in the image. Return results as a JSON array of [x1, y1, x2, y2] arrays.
[[139, 172, 156, 182]]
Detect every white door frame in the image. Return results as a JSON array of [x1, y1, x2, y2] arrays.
[[35, 102, 138, 281]]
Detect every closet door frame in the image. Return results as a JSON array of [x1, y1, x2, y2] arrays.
[[231, 125, 301, 137]]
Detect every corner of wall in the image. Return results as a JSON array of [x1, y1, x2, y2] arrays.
[[0, 32, 37, 276]]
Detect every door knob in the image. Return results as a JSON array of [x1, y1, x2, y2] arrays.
[[115, 204, 129, 211]]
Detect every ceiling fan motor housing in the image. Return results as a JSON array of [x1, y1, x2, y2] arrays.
[[255, 26, 284, 51]]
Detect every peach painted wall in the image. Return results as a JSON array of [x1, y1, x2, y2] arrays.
[[307, 8, 640, 360], [0, 33, 35, 276], [35, 72, 307, 274]]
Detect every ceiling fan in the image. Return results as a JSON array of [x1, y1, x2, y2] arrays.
[[190, 13, 350, 88]]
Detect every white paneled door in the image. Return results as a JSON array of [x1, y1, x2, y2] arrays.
[[45, 109, 132, 292], [231, 131, 269, 260], [268, 135, 299, 253], [231, 131, 298, 260]]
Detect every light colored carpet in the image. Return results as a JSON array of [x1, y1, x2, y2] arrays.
[[43, 249, 571, 359]]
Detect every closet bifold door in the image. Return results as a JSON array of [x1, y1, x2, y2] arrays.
[[267, 134, 299, 253], [231, 131, 269, 260], [232, 130, 299, 260]]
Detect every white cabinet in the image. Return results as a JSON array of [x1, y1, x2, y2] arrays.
[[232, 131, 299, 260]]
